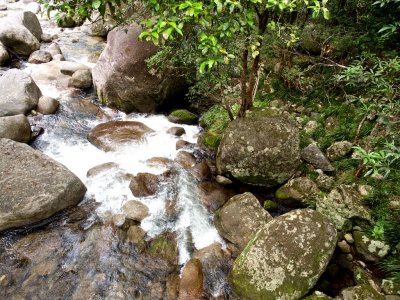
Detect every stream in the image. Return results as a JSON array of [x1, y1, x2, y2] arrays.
[[0, 2, 231, 299]]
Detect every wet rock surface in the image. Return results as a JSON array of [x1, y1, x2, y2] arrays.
[[88, 120, 155, 152]]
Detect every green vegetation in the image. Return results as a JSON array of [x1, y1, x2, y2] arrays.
[[42, 0, 400, 285]]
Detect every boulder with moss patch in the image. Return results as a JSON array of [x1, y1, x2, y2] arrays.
[[353, 231, 390, 263], [198, 129, 222, 150], [214, 192, 273, 253], [316, 185, 372, 231], [229, 209, 337, 300], [339, 284, 385, 300], [168, 109, 197, 125], [217, 116, 301, 187], [275, 177, 321, 207]]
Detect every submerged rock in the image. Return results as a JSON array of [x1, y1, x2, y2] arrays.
[[0, 115, 31, 143], [88, 121, 154, 152], [229, 209, 337, 300], [0, 138, 87, 231], [214, 192, 273, 253], [217, 117, 301, 187], [179, 258, 204, 300], [93, 24, 187, 113], [129, 172, 160, 198], [0, 69, 41, 117]]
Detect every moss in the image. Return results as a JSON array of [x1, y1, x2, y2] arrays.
[[148, 235, 177, 265], [263, 200, 278, 211], [168, 109, 197, 125], [202, 130, 222, 149]]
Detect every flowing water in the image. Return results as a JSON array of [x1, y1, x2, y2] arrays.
[[0, 4, 232, 299]]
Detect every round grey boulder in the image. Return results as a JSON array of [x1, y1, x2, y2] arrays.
[[214, 192, 273, 253], [69, 69, 93, 89], [28, 50, 52, 64], [0, 138, 87, 231], [0, 69, 42, 117], [0, 115, 31, 143], [229, 209, 337, 300], [216, 117, 301, 187], [0, 21, 40, 57], [37, 96, 59, 115]]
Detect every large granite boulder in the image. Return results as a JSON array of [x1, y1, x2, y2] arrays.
[[216, 117, 301, 187], [11, 11, 43, 41], [0, 115, 31, 143], [88, 121, 154, 152], [214, 192, 273, 253], [0, 138, 87, 231], [229, 209, 337, 300], [0, 69, 42, 117], [92, 24, 187, 113], [0, 18, 40, 56]]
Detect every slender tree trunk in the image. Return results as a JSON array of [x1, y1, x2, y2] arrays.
[[238, 10, 269, 118]]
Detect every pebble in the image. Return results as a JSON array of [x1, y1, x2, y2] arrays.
[[344, 233, 354, 244], [338, 240, 351, 253]]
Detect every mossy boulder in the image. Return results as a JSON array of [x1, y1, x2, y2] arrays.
[[214, 192, 273, 253], [229, 209, 337, 300], [353, 231, 390, 263], [168, 109, 197, 125], [275, 177, 321, 208], [339, 284, 385, 300], [148, 232, 178, 266], [216, 116, 301, 187], [316, 185, 372, 231], [198, 129, 222, 150]]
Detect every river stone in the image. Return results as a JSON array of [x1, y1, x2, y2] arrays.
[[0, 69, 41, 117], [0, 115, 31, 142], [301, 143, 335, 173], [86, 162, 119, 177], [353, 231, 390, 262], [190, 160, 210, 181], [0, 41, 9, 66], [11, 11, 42, 41], [316, 185, 372, 231], [275, 177, 321, 207], [28, 50, 52, 64], [92, 24, 187, 113], [340, 284, 385, 300], [179, 258, 204, 300], [88, 121, 154, 152], [199, 181, 234, 212], [167, 126, 186, 136], [175, 151, 196, 169], [129, 172, 160, 198], [303, 291, 334, 299], [0, 4, 6, 11], [47, 42, 63, 57], [0, 138, 87, 231], [69, 69, 93, 89], [214, 192, 273, 252], [37, 96, 60, 115], [229, 209, 337, 300], [126, 225, 146, 251], [326, 141, 353, 161], [168, 110, 197, 125], [216, 117, 301, 187], [122, 200, 149, 222], [0, 21, 40, 57]]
